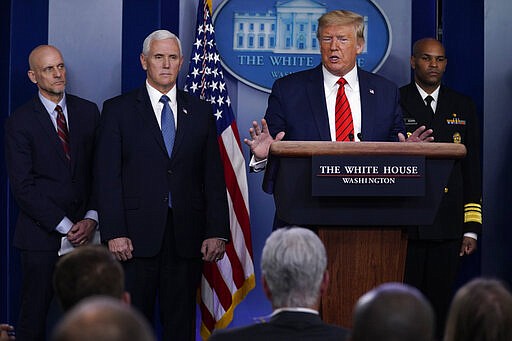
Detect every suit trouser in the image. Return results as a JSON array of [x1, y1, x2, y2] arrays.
[[404, 239, 460, 339], [123, 209, 201, 341], [17, 250, 59, 341]]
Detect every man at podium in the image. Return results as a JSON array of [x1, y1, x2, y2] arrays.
[[244, 10, 432, 172], [400, 38, 482, 337]]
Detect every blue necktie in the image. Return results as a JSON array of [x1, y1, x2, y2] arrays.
[[159, 95, 176, 157], [160, 95, 175, 207]]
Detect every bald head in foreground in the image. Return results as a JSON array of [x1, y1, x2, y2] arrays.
[[52, 296, 155, 341], [351, 282, 435, 341]]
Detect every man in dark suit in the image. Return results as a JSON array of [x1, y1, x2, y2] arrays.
[[351, 282, 435, 341], [95, 30, 229, 340], [210, 227, 349, 341], [244, 10, 433, 170], [400, 38, 482, 337], [4, 45, 99, 340]]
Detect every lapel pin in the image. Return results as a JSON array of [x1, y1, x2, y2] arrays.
[[182, 108, 188, 114], [369, 89, 374, 94]]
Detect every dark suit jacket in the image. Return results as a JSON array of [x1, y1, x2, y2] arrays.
[[400, 83, 482, 239], [209, 311, 349, 341], [261, 64, 406, 197], [95, 86, 229, 258], [4, 94, 99, 251], [264, 64, 405, 142]]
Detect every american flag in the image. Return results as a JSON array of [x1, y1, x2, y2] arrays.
[[184, 0, 255, 339]]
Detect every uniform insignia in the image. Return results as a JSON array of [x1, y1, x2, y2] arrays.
[[453, 132, 461, 144], [446, 113, 466, 125], [407, 132, 412, 138]]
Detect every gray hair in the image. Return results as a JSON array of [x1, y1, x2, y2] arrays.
[[142, 29, 182, 57], [261, 227, 327, 308]]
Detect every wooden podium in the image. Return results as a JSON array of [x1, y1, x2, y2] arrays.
[[264, 141, 466, 328]]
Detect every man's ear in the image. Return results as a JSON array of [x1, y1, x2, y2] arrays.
[[27, 70, 37, 84], [410, 55, 416, 70], [356, 39, 364, 54], [121, 291, 131, 305], [262, 275, 272, 301], [320, 270, 329, 296], [140, 53, 148, 71]]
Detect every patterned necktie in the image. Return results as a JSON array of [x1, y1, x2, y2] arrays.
[[425, 95, 435, 115], [55, 105, 70, 161], [159, 95, 176, 157], [335, 78, 354, 141]]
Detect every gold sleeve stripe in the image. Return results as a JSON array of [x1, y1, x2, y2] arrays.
[[464, 203, 482, 224]]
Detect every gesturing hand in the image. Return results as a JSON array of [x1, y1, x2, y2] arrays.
[[243, 119, 285, 161], [398, 125, 434, 142]]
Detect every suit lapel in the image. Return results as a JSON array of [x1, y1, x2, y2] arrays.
[[403, 83, 435, 126], [66, 96, 80, 173], [32, 97, 71, 167], [306, 65, 331, 141], [172, 91, 192, 159], [135, 87, 169, 157], [358, 68, 377, 139]]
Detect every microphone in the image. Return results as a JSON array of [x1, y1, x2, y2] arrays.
[[349, 133, 354, 141], [357, 133, 363, 141]]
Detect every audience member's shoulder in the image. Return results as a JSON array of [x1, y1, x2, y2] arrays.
[[327, 323, 350, 340], [209, 323, 262, 341]]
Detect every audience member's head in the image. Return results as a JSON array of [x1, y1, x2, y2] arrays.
[[54, 245, 129, 311], [444, 277, 512, 341], [261, 226, 328, 310], [52, 296, 155, 341], [351, 282, 435, 341]]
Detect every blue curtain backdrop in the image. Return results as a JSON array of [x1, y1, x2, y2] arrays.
[[2, 0, 511, 336]]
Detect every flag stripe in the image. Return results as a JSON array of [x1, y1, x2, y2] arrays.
[[184, 0, 255, 339]]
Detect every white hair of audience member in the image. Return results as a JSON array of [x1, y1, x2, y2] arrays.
[[261, 226, 327, 308]]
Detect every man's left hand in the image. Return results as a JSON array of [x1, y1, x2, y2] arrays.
[[67, 218, 97, 246], [460, 236, 477, 256], [398, 125, 434, 142], [201, 238, 226, 262]]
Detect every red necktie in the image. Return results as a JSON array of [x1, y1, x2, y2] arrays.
[[55, 105, 71, 161], [335, 78, 354, 141]]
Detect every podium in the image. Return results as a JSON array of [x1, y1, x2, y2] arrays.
[[264, 141, 466, 328]]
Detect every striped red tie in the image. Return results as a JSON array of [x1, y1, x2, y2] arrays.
[[335, 78, 354, 141], [55, 105, 71, 161]]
